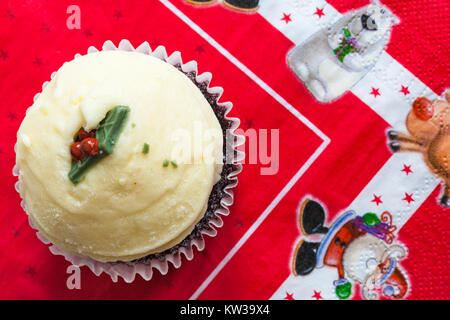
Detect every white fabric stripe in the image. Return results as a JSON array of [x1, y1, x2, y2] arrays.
[[261, 0, 441, 299], [353, 52, 437, 131], [348, 152, 439, 231], [259, 0, 341, 45]]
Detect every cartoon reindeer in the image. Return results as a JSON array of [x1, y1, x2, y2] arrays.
[[387, 90, 450, 207]]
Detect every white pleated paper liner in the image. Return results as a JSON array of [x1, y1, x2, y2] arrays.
[[13, 39, 245, 283]]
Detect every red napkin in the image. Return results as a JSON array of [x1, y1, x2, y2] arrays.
[[0, 0, 448, 299]]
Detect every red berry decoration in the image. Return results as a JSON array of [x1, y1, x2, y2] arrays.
[[413, 97, 434, 121], [80, 137, 99, 156], [70, 129, 99, 162], [70, 142, 85, 162], [78, 128, 96, 141]]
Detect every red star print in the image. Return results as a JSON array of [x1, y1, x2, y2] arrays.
[[371, 194, 383, 206], [83, 29, 93, 37], [32, 57, 42, 66], [12, 228, 20, 237], [403, 192, 415, 204], [281, 13, 292, 24], [284, 292, 294, 300], [41, 24, 50, 33], [151, 39, 161, 47], [201, 250, 209, 257], [312, 290, 323, 300], [314, 8, 325, 18], [400, 85, 410, 96], [195, 45, 204, 54], [370, 87, 381, 98], [6, 10, 15, 19], [7, 111, 17, 121], [25, 267, 36, 276], [401, 165, 413, 175], [165, 279, 173, 288], [0, 49, 8, 59], [114, 10, 123, 19]]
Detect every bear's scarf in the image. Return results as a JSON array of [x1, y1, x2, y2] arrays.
[[333, 28, 361, 62]]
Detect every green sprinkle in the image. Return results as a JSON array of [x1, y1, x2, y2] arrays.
[[131, 123, 136, 128], [68, 105, 130, 184], [142, 143, 150, 154], [163, 159, 178, 168]]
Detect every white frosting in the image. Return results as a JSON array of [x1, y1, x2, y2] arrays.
[[16, 51, 223, 262]]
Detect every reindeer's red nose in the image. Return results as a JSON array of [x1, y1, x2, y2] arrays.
[[413, 97, 434, 121]]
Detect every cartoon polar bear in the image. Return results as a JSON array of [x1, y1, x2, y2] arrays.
[[288, 0, 400, 103]]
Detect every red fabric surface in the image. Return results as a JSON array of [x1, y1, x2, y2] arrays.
[[0, 0, 448, 299]]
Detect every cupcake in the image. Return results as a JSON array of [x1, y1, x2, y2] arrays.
[[14, 40, 242, 280]]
